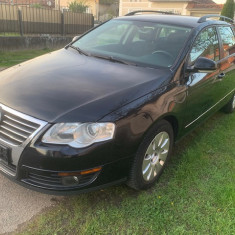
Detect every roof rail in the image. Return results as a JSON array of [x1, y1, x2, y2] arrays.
[[125, 10, 175, 16], [198, 14, 234, 23]]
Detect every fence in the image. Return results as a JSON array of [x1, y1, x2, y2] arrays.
[[0, 3, 94, 36]]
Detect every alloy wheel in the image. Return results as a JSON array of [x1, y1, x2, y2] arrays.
[[142, 131, 170, 181]]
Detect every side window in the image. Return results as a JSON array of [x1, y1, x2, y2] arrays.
[[189, 27, 220, 64], [218, 26, 235, 57]]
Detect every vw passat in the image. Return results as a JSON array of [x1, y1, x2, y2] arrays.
[[0, 12, 234, 194]]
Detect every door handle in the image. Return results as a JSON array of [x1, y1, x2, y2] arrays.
[[218, 73, 226, 79]]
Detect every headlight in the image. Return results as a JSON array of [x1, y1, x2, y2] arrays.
[[42, 123, 115, 148]]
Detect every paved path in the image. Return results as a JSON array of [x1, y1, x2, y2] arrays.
[[0, 66, 63, 234], [0, 174, 62, 234]]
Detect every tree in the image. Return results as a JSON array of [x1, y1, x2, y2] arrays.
[[68, 0, 89, 13], [221, 0, 234, 19]]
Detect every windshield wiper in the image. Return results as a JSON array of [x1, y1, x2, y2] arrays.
[[90, 54, 137, 66], [66, 45, 90, 56]]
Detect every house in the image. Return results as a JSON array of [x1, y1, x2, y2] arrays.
[[119, 0, 222, 17], [187, 0, 223, 16]]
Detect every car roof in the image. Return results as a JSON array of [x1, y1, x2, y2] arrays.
[[117, 14, 231, 28]]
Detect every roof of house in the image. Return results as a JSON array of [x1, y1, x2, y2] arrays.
[[187, 0, 223, 10]]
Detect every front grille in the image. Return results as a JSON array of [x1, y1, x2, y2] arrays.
[[27, 172, 62, 187], [0, 104, 47, 177], [0, 109, 40, 146]]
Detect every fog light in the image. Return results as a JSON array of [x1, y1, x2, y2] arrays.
[[73, 176, 79, 182], [62, 176, 81, 186], [59, 167, 102, 186]]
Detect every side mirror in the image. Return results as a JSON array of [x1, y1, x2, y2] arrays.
[[72, 35, 80, 42], [187, 57, 217, 73]]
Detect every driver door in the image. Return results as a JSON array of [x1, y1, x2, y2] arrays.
[[184, 26, 221, 130]]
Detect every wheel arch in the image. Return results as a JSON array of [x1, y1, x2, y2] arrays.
[[142, 114, 179, 142], [162, 115, 179, 140]]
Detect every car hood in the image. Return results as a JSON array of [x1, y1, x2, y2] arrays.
[[0, 48, 172, 123]]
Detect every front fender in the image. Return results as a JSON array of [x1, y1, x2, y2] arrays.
[[100, 81, 187, 155]]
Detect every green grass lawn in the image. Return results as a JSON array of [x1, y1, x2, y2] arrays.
[[17, 111, 235, 235], [0, 49, 52, 67], [0, 32, 20, 37]]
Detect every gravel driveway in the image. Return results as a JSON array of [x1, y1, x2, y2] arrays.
[[0, 173, 62, 234]]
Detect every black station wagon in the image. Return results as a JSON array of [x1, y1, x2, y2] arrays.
[[0, 12, 234, 194]]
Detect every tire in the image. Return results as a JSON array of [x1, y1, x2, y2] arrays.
[[223, 93, 235, 114], [127, 120, 174, 190]]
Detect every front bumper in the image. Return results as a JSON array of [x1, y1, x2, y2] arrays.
[[0, 104, 133, 194], [0, 142, 132, 194]]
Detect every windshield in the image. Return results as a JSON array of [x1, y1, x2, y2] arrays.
[[72, 19, 192, 68]]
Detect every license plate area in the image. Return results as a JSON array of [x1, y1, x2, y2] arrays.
[[0, 144, 11, 165]]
